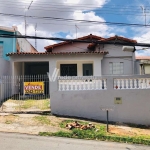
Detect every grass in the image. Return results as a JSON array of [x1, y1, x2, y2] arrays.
[[6, 99, 50, 110], [20, 99, 50, 110], [34, 116, 51, 125], [5, 120, 13, 124], [39, 119, 150, 145]]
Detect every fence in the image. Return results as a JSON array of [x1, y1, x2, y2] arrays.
[[0, 75, 50, 113], [58, 76, 150, 91], [114, 78, 150, 89], [58, 76, 107, 91], [50, 75, 150, 125]]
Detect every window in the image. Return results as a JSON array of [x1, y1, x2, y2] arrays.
[[60, 64, 77, 76], [109, 62, 124, 75], [83, 64, 93, 76], [0, 45, 3, 57]]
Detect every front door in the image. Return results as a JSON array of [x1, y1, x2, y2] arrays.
[[60, 64, 77, 76]]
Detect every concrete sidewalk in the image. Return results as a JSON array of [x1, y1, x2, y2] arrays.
[[0, 132, 149, 150]]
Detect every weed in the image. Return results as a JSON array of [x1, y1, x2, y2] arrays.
[[39, 120, 150, 145], [11, 99, 50, 110], [34, 116, 51, 125], [5, 120, 13, 124]]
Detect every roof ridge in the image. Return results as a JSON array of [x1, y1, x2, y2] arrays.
[[44, 34, 105, 51]]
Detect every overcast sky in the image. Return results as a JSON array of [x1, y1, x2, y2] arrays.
[[1, 0, 150, 55]]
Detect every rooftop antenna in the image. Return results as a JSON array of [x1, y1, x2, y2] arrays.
[[140, 6, 146, 26], [25, 1, 33, 36], [35, 23, 37, 49], [75, 24, 79, 38]]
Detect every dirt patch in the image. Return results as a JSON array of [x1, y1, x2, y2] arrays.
[[109, 125, 150, 137], [0, 115, 18, 124], [0, 113, 150, 137], [0, 99, 50, 112], [0, 113, 68, 135]]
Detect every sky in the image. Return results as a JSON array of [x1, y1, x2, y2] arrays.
[[1, 0, 150, 55]]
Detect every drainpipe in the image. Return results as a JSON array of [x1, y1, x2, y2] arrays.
[[132, 48, 136, 75]]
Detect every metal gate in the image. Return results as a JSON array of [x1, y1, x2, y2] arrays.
[[0, 75, 50, 113]]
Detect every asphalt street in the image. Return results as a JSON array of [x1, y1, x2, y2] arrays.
[[0, 132, 149, 150]]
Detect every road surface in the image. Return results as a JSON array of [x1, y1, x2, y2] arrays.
[[0, 132, 149, 150]]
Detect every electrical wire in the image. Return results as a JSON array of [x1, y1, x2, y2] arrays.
[[0, 12, 150, 28], [0, 2, 148, 16], [1, 34, 150, 47], [1, 0, 150, 10], [0, 0, 149, 15], [0, 4, 146, 16]]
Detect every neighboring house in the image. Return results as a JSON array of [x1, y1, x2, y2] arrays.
[[0, 26, 37, 76], [136, 56, 150, 75]]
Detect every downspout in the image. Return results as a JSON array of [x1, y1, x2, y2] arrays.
[[132, 47, 136, 75]]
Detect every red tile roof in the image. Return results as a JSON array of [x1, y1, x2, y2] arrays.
[[7, 51, 109, 56], [88, 35, 137, 49], [136, 56, 150, 60], [44, 34, 105, 51]]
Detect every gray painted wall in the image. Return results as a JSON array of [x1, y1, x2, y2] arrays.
[[97, 44, 136, 75], [52, 43, 137, 75], [50, 75, 150, 125], [10, 54, 103, 76], [101, 57, 133, 75], [0, 58, 11, 76]]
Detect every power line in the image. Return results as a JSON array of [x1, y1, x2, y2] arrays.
[[0, 5, 148, 17], [1, 0, 150, 10], [1, 34, 150, 47], [1, 12, 150, 28], [0, 3, 144, 12], [0, 2, 148, 15]]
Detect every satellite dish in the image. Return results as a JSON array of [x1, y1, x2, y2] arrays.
[[122, 46, 134, 52]]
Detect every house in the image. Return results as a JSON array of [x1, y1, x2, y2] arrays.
[[44, 34, 137, 76], [136, 56, 150, 75], [0, 26, 37, 76], [5, 34, 150, 125], [7, 34, 137, 77]]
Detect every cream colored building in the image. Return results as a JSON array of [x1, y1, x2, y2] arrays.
[[136, 56, 150, 75]]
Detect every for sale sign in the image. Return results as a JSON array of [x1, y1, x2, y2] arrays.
[[24, 82, 44, 94]]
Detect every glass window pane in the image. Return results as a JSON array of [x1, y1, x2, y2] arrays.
[[110, 62, 124, 75], [109, 62, 113, 74]]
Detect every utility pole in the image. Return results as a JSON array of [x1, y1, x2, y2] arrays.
[[75, 24, 79, 38], [141, 6, 146, 26], [25, 1, 33, 36], [35, 23, 37, 49]]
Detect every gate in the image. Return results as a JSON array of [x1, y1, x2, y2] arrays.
[[0, 75, 50, 113]]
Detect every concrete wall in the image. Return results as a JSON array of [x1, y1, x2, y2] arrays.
[[145, 65, 150, 74], [14, 62, 23, 76], [9, 54, 103, 76], [50, 75, 150, 125], [101, 57, 133, 75], [97, 44, 135, 75], [0, 58, 11, 76], [52, 43, 137, 75]]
